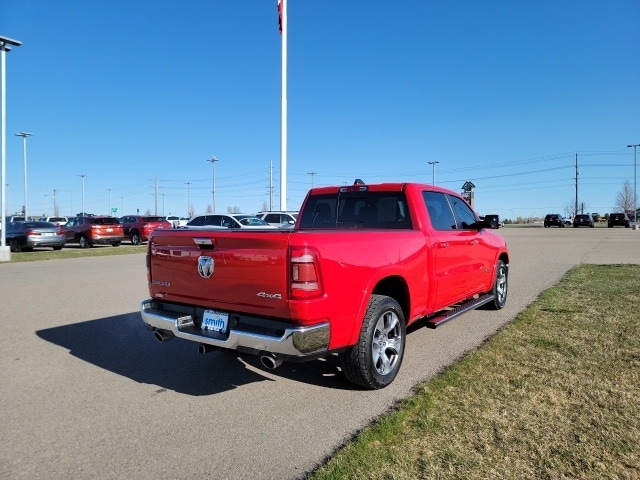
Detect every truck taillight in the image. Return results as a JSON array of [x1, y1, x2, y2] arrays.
[[289, 247, 323, 299]]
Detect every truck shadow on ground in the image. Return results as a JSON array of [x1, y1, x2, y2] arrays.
[[36, 313, 354, 395]]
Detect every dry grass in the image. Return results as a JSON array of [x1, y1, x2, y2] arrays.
[[309, 265, 640, 479]]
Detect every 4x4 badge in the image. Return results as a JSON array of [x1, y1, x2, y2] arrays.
[[198, 256, 214, 278]]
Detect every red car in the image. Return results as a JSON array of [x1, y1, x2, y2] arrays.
[[64, 216, 124, 248], [119, 215, 172, 244]]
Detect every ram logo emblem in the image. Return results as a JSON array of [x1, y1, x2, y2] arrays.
[[197, 256, 214, 278]]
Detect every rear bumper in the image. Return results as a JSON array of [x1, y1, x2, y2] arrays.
[[91, 235, 124, 244], [140, 299, 330, 358]]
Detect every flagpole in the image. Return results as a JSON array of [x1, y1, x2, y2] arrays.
[[279, 0, 288, 211]]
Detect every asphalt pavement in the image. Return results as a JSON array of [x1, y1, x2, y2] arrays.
[[0, 226, 637, 479]]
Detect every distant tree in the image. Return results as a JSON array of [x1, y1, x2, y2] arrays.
[[262, 200, 269, 212], [227, 206, 242, 213], [145, 209, 151, 216], [614, 179, 637, 214], [188, 204, 194, 217], [564, 200, 578, 219], [206, 204, 213, 214]]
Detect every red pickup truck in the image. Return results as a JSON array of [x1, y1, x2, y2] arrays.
[[140, 181, 509, 389]]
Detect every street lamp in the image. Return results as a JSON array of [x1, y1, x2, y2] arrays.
[[79, 174, 86, 215], [1, 36, 22, 261], [206, 156, 219, 212], [185, 181, 192, 217], [628, 144, 639, 229], [308, 171, 317, 187], [15, 131, 32, 219], [428, 161, 440, 185]]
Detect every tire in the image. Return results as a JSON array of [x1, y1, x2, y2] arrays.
[[481, 259, 508, 310], [131, 232, 141, 245], [10, 239, 22, 253], [112, 241, 121, 247], [53, 246, 63, 251], [78, 235, 91, 249], [339, 295, 406, 390]]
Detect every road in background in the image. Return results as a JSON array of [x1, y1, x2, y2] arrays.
[[0, 228, 637, 479]]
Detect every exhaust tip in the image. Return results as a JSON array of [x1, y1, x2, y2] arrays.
[[153, 329, 174, 343], [260, 353, 283, 370]]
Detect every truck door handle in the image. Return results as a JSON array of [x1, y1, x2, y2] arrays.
[[437, 242, 450, 248], [468, 239, 479, 245]]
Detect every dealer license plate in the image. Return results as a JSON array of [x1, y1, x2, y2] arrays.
[[202, 309, 228, 333]]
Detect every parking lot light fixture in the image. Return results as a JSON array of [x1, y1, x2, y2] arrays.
[[628, 144, 639, 230], [15, 131, 32, 219], [1, 36, 23, 261], [206, 156, 219, 212], [428, 161, 440, 185]]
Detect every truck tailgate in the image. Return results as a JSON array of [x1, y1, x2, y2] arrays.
[[148, 229, 292, 318]]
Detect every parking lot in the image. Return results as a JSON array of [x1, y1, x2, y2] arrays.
[[0, 227, 638, 480]]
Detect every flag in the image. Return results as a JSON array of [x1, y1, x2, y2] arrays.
[[278, 0, 283, 34]]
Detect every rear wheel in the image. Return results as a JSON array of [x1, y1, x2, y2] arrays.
[[482, 259, 508, 310], [339, 295, 406, 389], [112, 241, 121, 247], [131, 232, 141, 245], [10, 239, 22, 252]]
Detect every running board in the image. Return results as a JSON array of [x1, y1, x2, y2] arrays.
[[425, 294, 495, 329]]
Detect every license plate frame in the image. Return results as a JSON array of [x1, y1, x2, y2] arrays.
[[202, 309, 229, 333]]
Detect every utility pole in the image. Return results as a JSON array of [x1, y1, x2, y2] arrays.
[[206, 156, 219, 212], [185, 181, 192, 217], [574, 153, 579, 217]]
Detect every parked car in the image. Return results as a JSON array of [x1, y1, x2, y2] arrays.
[[608, 213, 630, 228], [38, 216, 68, 227], [186, 214, 277, 229], [166, 215, 188, 228], [63, 216, 124, 248], [544, 214, 565, 228], [119, 215, 172, 244], [5, 221, 65, 252], [256, 211, 299, 228], [573, 214, 594, 228]]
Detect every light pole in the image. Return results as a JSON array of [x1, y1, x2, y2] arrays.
[[428, 161, 440, 185], [206, 156, 219, 212], [628, 144, 639, 229], [107, 188, 112, 216], [44, 194, 48, 216], [185, 181, 192, 217], [15, 131, 32, 219], [308, 171, 317, 187], [1, 36, 22, 261], [79, 174, 86, 215]]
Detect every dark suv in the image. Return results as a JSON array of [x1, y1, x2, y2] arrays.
[[608, 213, 630, 228], [119, 215, 172, 244], [544, 214, 565, 228], [63, 216, 124, 248], [573, 214, 594, 228]]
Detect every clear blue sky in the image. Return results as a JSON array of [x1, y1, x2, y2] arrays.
[[2, 1, 639, 220]]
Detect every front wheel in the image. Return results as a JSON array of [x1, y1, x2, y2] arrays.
[[78, 235, 91, 248], [131, 233, 141, 245], [339, 295, 406, 390]]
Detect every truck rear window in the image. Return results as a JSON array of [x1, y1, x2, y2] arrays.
[[298, 192, 412, 229]]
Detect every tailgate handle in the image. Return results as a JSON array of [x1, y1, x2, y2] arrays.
[[193, 238, 215, 250]]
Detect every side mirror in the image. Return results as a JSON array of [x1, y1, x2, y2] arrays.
[[483, 215, 500, 229]]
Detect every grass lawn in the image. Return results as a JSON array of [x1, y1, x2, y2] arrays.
[[2, 245, 147, 262], [309, 264, 640, 479]]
